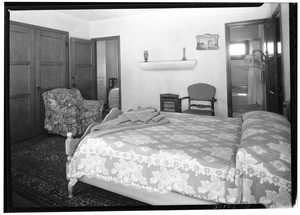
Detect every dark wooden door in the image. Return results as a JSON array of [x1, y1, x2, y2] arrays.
[[70, 38, 96, 100], [9, 22, 69, 143], [35, 29, 69, 134], [265, 10, 283, 114], [9, 24, 36, 143]]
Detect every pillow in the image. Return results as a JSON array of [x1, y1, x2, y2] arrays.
[[242, 111, 263, 121], [242, 111, 289, 124], [241, 111, 290, 140]]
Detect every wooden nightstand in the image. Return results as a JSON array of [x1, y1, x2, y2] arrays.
[[160, 93, 182, 113]]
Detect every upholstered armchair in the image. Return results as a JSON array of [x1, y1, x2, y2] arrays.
[[42, 88, 103, 136]]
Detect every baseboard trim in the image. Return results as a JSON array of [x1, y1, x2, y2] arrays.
[[10, 133, 50, 151]]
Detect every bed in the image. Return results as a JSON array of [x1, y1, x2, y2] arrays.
[[65, 107, 291, 208], [108, 87, 119, 109]]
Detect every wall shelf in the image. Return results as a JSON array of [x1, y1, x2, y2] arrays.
[[139, 60, 197, 71]]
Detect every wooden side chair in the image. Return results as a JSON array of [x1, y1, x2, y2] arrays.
[[178, 83, 217, 116]]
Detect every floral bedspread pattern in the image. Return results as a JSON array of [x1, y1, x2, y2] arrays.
[[236, 111, 291, 208], [67, 113, 243, 204], [67, 111, 292, 208]]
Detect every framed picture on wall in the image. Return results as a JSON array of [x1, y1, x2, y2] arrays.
[[196, 33, 219, 50]]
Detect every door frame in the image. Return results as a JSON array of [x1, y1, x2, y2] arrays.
[[92, 36, 121, 110], [265, 6, 284, 114], [225, 18, 268, 117]]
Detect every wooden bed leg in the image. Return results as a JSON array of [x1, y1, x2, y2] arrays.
[[65, 132, 80, 198], [65, 132, 73, 157], [65, 126, 96, 199], [67, 178, 78, 198], [68, 181, 74, 198]]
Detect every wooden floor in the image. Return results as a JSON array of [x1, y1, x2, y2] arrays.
[[231, 85, 264, 118]]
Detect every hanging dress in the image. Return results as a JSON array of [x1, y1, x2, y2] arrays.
[[247, 67, 263, 105]]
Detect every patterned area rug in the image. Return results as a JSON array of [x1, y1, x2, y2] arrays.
[[11, 135, 149, 209]]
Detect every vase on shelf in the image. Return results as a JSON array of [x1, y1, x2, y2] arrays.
[[182, 47, 187, 61], [143, 51, 149, 62]]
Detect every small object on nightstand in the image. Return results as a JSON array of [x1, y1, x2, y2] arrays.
[[160, 93, 182, 113]]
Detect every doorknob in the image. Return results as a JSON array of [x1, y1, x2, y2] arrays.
[[37, 86, 41, 92]]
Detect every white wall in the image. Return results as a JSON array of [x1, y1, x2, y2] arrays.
[[9, 11, 90, 39], [97, 41, 107, 102], [9, 4, 288, 117], [106, 39, 119, 82], [280, 4, 290, 102], [90, 4, 274, 116]]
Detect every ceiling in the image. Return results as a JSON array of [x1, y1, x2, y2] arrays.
[[56, 9, 165, 22]]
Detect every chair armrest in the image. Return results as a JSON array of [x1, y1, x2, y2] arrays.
[[209, 98, 217, 103], [82, 99, 103, 113], [177, 96, 190, 101], [175, 97, 190, 113]]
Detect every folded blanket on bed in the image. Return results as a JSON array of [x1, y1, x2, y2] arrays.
[[90, 107, 169, 135], [120, 107, 164, 123]]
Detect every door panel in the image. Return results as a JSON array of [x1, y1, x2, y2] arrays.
[[40, 66, 64, 89], [10, 65, 31, 95], [70, 38, 96, 100], [75, 42, 93, 65], [265, 11, 283, 114], [35, 29, 68, 134], [40, 35, 65, 62], [75, 67, 93, 99], [9, 22, 69, 143], [9, 24, 35, 143]]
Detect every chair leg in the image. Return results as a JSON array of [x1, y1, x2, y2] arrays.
[[211, 101, 215, 116]]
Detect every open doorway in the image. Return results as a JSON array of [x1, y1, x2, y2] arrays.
[[93, 36, 121, 114], [227, 20, 267, 118], [225, 7, 283, 118]]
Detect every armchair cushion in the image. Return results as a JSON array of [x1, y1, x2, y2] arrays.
[[42, 88, 103, 136]]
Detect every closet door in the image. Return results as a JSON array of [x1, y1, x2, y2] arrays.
[[35, 29, 69, 134], [70, 38, 96, 100], [9, 24, 36, 143]]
